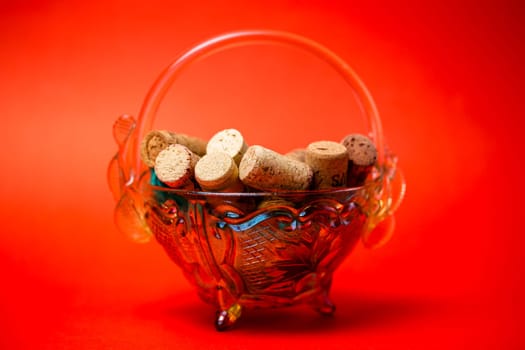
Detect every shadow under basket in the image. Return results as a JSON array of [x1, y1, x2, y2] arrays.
[[107, 30, 405, 331]]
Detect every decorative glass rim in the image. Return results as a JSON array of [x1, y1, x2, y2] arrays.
[[147, 184, 365, 198]]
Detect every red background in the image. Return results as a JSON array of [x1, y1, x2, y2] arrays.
[[1, 1, 524, 348]]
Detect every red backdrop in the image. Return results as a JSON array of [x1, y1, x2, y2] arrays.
[[1, 1, 524, 348]]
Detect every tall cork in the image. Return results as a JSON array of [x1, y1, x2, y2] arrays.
[[141, 130, 207, 167], [195, 152, 244, 192], [239, 145, 313, 191], [341, 133, 377, 186], [154, 144, 200, 188], [305, 140, 348, 189], [206, 128, 248, 165]]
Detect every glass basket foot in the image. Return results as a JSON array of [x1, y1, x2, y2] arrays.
[[312, 294, 336, 316], [215, 303, 242, 331]]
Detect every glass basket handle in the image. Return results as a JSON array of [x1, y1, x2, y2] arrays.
[[132, 30, 386, 179]]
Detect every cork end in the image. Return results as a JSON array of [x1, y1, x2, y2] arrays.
[[207, 128, 248, 164], [238, 145, 263, 184], [307, 141, 348, 160], [154, 144, 196, 188], [195, 152, 238, 190], [140, 130, 177, 167], [341, 134, 377, 166]]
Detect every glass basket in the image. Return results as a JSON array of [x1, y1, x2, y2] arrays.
[[107, 30, 405, 330]]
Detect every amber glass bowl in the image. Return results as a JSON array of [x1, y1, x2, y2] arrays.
[[107, 30, 405, 330]]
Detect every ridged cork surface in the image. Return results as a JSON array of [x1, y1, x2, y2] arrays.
[[239, 145, 313, 191]]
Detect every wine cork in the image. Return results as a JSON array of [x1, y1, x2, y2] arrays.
[[140, 130, 177, 167], [206, 128, 248, 165], [195, 152, 244, 192], [341, 134, 377, 186], [140, 130, 207, 167], [305, 141, 348, 189], [285, 148, 306, 162], [239, 145, 313, 191], [154, 144, 200, 188]]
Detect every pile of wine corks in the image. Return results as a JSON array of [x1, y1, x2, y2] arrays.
[[140, 128, 377, 192]]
